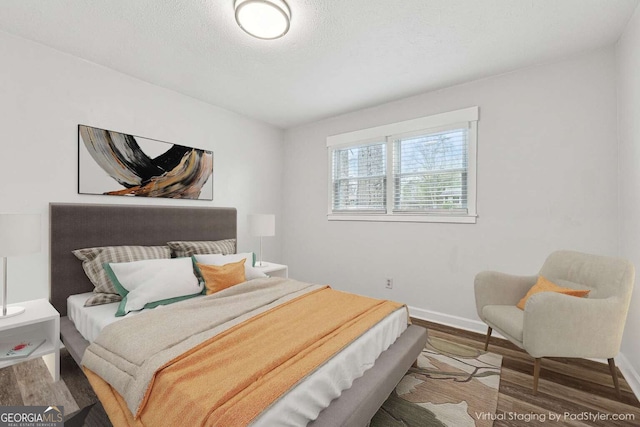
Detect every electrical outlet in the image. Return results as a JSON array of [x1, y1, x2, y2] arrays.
[[385, 278, 393, 289]]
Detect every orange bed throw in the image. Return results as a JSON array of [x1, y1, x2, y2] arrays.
[[85, 286, 405, 427]]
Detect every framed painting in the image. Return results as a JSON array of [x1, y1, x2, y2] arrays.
[[78, 125, 213, 200]]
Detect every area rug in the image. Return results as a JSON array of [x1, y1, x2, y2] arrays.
[[371, 335, 502, 427]]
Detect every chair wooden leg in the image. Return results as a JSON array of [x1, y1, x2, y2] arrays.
[[533, 358, 541, 395], [484, 327, 492, 351], [608, 358, 622, 399]]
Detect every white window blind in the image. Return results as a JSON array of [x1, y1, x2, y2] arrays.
[[327, 107, 478, 223], [331, 141, 386, 212], [392, 127, 468, 214]]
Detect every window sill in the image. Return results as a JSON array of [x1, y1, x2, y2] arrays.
[[327, 214, 477, 224]]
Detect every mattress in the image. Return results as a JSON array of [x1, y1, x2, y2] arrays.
[[68, 291, 408, 425], [68, 293, 140, 343]]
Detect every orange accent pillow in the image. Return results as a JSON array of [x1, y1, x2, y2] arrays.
[[197, 259, 246, 295], [516, 276, 590, 310]]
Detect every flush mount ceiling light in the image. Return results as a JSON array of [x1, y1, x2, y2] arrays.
[[234, 0, 291, 40]]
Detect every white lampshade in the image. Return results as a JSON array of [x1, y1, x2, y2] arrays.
[[248, 214, 275, 237], [0, 214, 41, 257], [234, 0, 291, 40]]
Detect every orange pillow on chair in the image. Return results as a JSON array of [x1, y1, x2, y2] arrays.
[[516, 276, 590, 310], [197, 259, 246, 295]]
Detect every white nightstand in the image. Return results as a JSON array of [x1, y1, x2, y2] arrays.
[[255, 262, 288, 278], [0, 299, 60, 381]]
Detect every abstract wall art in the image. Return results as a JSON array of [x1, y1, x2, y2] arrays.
[[78, 125, 213, 200]]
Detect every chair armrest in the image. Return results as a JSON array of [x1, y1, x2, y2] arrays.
[[474, 272, 537, 320], [523, 293, 625, 358]]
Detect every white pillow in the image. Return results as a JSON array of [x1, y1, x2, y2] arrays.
[[105, 257, 203, 316], [193, 252, 267, 280]]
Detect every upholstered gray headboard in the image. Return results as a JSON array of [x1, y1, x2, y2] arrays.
[[49, 203, 237, 316]]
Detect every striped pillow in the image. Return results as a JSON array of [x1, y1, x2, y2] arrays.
[[72, 245, 171, 307], [167, 239, 236, 258]]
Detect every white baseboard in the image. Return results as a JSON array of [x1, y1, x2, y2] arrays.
[[408, 305, 504, 338], [617, 352, 640, 400], [408, 305, 640, 401]]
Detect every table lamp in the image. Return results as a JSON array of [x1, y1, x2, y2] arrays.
[[248, 214, 275, 267], [0, 213, 41, 319]]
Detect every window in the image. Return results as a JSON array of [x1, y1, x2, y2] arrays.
[[331, 141, 386, 213], [327, 107, 478, 223]]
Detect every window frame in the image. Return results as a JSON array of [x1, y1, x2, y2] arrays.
[[327, 107, 478, 224]]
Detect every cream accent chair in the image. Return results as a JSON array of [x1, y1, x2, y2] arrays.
[[475, 250, 634, 397]]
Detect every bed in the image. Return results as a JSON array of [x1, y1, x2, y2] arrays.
[[49, 202, 427, 426]]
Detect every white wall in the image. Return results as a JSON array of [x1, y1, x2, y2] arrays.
[[0, 31, 284, 304], [617, 5, 640, 388], [283, 49, 619, 329]]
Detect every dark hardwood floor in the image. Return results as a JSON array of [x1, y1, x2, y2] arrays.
[[412, 318, 640, 427], [0, 348, 99, 418]]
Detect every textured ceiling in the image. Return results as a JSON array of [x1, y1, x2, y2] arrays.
[[0, 0, 637, 128]]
